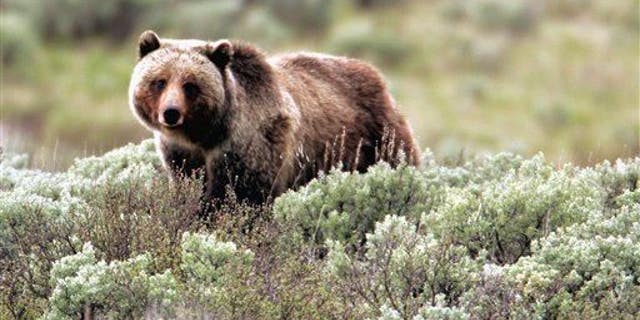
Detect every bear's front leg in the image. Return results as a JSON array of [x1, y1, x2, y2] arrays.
[[157, 138, 206, 180], [203, 151, 273, 206], [157, 138, 215, 216]]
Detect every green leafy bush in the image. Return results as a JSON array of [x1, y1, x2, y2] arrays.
[[1, 141, 638, 318], [329, 22, 416, 68], [263, 0, 337, 36], [356, 0, 409, 9], [0, 11, 40, 70], [3, 0, 151, 41], [442, 0, 540, 34], [146, 0, 243, 40]]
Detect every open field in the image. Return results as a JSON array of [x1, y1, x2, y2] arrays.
[[2, 0, 638, 169]]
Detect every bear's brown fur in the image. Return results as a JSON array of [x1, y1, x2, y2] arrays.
[[129, 30, 420, 204]]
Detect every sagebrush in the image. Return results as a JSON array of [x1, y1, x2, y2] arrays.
[[1, 140, 638, 319]]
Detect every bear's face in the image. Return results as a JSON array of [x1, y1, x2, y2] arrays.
[[129, 31, 233, 148]]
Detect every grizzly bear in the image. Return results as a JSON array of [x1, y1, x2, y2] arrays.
[[129, 30, 420, 205]]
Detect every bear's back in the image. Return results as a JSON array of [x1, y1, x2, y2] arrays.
[[269, 52, 420, 172]]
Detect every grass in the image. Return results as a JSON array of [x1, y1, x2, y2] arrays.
[[2, 43, 148, 170]]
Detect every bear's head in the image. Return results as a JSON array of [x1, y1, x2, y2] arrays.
[[128, 30, 234, 149]]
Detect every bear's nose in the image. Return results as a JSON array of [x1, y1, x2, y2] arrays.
[[161, 107, 183, 127]]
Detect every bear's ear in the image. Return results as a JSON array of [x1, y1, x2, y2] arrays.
[[138, 30, 161, 59], [205, 40, 233, 69]]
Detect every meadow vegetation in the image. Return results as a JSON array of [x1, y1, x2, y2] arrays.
[[1, 0, 638, 168], [1, 141, 639, 319], [1, 1, 638, 318]]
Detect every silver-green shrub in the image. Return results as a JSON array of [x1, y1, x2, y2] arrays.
[[179, 232, 256, 317], [326, 215, 478, 318], [1, 140, 638, 319], [46, 243, 178, 319], [44, 233, 255, 319], [461, 203, 640, 319], [0, 140, 201, 317], [425, 155, 605, 264], [274, 163, 443, 250], [273, 152, 638, 318]]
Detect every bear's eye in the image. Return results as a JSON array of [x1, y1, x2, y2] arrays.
[[151, 79, 166, 92], [183, 82, 200, 99]]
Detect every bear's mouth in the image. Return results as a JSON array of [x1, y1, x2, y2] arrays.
[[160, 123, 182, 130]]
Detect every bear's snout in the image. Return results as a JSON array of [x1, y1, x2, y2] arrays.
[[160, 107, 183, 127]]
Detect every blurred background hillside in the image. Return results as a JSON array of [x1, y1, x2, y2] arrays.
[[1, 0, 638, 170]]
